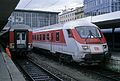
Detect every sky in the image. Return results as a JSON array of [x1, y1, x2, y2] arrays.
[[16, 0, 83, 12]]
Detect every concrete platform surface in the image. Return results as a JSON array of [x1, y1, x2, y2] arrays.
[[0, 46, 26, 81]]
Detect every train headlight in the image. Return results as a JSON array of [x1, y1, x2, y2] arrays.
[[28, 43, 33, 48], [10, 43, 14, 48], [82, 45, 89, 50]]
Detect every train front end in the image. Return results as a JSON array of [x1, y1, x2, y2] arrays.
[[9, 24, 33, 55], [73, 25, 111, 65]]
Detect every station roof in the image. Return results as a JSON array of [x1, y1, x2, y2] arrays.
[[92, 11, 120, 28], [82, 11, 120, 28], [0, 0, 20, 31], [14, 9, 60, 14]]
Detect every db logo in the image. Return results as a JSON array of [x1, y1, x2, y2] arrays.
[[94, 47, 99, 51]]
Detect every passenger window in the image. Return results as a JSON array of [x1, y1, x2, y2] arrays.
[[37, 35, 39, 40], [67, 29, 72, 37], [35, 34, 37, 40], [39, 34, 41, 40], [22, 33, 25, 40], [56, 32, 60, 41], [41, 34, 43, 40], [43, 34, 45, 40], [32, 35, 34, 40], [47, 33, 49, 40]]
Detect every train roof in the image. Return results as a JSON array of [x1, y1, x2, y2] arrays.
[[64, 19, 98, 29], [33, 19, 98, 33], [33, 23, 64, 32], [10, 24, 32, 31]]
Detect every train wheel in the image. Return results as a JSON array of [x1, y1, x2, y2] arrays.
[[58, 54, 73, 64]]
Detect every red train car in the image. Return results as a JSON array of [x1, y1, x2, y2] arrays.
[[9, 24, 32, 55]]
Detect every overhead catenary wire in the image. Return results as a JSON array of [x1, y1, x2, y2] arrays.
[[41, 0, 59, 9], [23, 0, 59, 10], [24, 0, 33, 8]]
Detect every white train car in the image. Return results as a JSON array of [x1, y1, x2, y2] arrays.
[[33, 20, 111, 65]]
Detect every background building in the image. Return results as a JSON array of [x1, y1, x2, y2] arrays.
[[58, 6, 84, 23], [75, 6, 84, 20], [58, 8, 76, 23], [6, 9, 59, 28], [84, 0, 120, 17]]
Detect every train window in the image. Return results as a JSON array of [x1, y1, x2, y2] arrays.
[[35, 34, 37, 40], [38, 35, 39, 40], [40, 34, 41, 40], [76, 26, 101, 38], [39, 35, 40, 40], [47, 33, 49, 40], [56, 32, 60, 41], [34, 35, 35, 40], [51, 33, 53, 41], [43, 34, 45, 40], [22, 33, 25, 40], [32, 35, 34, 40], [37, 35, 39, 40], [67, 29, 72, 37]]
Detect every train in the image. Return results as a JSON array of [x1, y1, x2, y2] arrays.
[[33, 20, 111, 65], [9, 24, 33, 56]]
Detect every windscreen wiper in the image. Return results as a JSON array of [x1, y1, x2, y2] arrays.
[[85, 30, 95, 44]]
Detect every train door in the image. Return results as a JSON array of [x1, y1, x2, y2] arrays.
[[50, 33, 54, 53], [14, 30, 28, 49]]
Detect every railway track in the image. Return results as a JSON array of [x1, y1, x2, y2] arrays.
[[30, 52, 120, 81], [16, 59, 63, 81], [27, 56, 79, 81], [82, 66, 120, 81]]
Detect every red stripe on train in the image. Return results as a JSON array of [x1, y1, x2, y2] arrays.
[[9, 31, 14, 43], [33, 29, 66, 44], [28, 31, 32, 43]]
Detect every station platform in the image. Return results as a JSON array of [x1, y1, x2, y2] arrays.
[[0, 46, 26, 81]]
